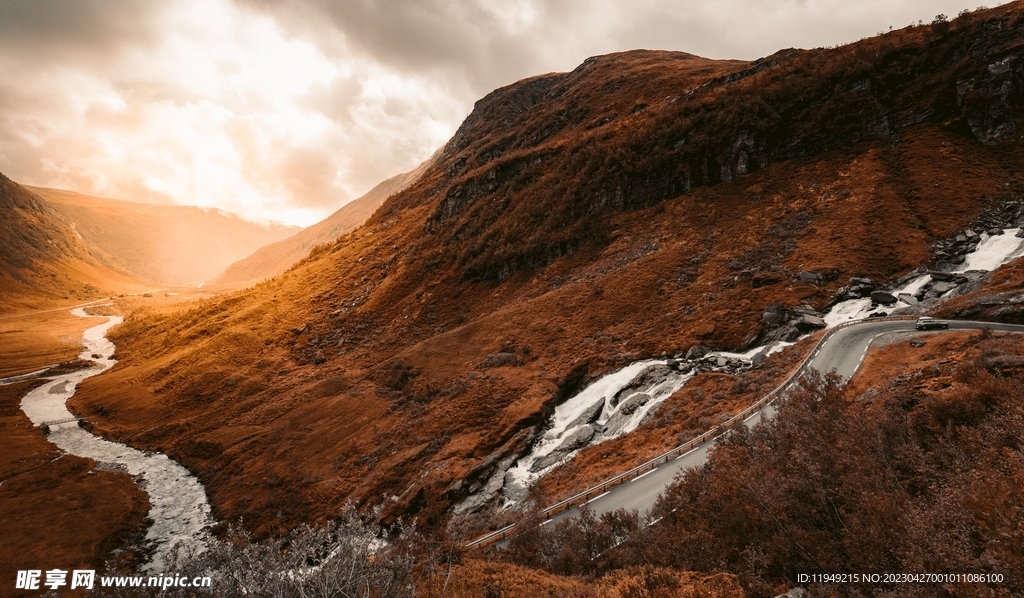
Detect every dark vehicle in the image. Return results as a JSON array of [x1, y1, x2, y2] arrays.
[[915, 317, 949, 330]]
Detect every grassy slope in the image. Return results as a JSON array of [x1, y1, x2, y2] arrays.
[[211, 158, 435, 290], [28, 186, 300, 286]]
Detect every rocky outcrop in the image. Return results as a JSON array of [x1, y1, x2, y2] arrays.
[[956, 56, 1020, 145], [761, 303, 827, 343]]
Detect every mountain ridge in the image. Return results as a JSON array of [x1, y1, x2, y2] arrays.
[[210, 154, 436, 290], [27, 185, 300, 286]]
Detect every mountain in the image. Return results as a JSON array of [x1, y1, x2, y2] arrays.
[[0, 173, 142, 311], [27, 186, 299, 286], [72, 2, 1024, 543], [210, 157, 434, 290]]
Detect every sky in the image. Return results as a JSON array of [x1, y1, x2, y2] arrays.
[[0, 0, 1001, 227]]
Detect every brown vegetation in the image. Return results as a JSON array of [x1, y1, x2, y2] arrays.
[[0, 381, 150, 596], [0, 173, 142, 312], [493, 331, 1024, 596]]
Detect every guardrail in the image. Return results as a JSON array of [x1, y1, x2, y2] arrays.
[[464, 314, 919, 550]]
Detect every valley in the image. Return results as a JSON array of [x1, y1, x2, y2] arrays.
[[3, 3, 1024, 596]]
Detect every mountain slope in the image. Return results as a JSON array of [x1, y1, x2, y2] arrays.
[[72, 4, 1024, 538], [210, 157, 434, 290], [0, 173, 141, 311], [28, 186, 299, 286]]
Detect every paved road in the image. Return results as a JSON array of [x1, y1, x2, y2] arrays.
[[543, 319, 1024, 526]]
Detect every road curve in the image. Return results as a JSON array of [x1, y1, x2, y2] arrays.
[[536, 319, 1024, 529]]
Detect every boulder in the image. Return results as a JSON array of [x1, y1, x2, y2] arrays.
[[794, 314, 826, 331], [313, 350, 327, 364], [762, 304, 787, 326], [897, 293, 918, 305], [566, 399, 604, 430], [529, 426, 597, 472], [763, 325, 803, 343], [870, 291, 898, 305], [929, 271, 955, 282], [797, 271, 822, 285], [611, 365, 674, 407], [618, 393, 651, 416], [686, 345, 709, 359], [850, 284, 875, 298], [930, 281, 958, 296]]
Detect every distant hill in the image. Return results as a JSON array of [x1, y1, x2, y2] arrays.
[[27, 186, 299, 286], [0, 173, 139, 310], [209, 157, 434, 290]]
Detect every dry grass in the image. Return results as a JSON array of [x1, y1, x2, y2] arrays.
[[0, 380, 150, 588]]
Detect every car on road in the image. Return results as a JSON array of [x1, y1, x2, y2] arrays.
[[915, 317, 949, 330]]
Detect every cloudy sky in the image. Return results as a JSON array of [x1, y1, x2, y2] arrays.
[[0, 0, 997, 227]]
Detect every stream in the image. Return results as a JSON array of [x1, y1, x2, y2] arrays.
[[488, 227, 1024, 509], [17, 308, 212, 570]]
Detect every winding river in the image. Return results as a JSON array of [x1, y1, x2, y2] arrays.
[[17, 308, 212, 570]]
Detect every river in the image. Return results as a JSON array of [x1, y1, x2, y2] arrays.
[[17, 307, 212, 571]]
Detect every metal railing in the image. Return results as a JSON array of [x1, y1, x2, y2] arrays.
[[464, 314, 919, 549]]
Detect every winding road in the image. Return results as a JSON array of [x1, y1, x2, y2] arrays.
[[473, 318, 1024, 546]]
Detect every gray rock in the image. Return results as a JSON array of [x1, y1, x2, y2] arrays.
[[716, 356, 728, 367], [611, 365, 674, 407], [763, 325, 803, 343], [566, 399, 604, 430], [870, 291, 898, 305], [850, 284, 875, 298], [529, 426, 597, 473], [897, 293, 918, 304], [931, 281, 958, 296], [790, 304, 824, 317], [618, 393, 651, 416], [762, 305, 787, 326], [797, 271, 821, 285], [685, 345, 709, 359], [894, 268, 926, 286], [601, 410, 631, 436], [794, 313, 826, 331], [910, 339, 926, 347]]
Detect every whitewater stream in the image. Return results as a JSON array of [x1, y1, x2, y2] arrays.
[[16, 308, 212, 570], [495, 227, 1024, 507]]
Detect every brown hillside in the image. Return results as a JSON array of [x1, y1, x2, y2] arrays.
[[210, 157, 434, 290], [0, 174, 142, 312], [72, 3, 1024, 539], [28, 186, 299, 286]]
